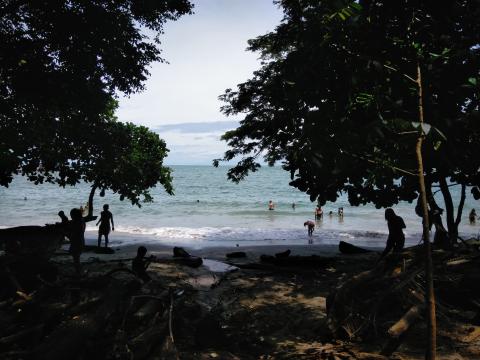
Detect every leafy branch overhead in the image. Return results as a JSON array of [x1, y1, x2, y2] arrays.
[[0, 0, 193, 202], [216, 0, 480, 212]]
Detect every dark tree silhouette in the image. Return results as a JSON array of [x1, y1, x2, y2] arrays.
[[215, 0, 480, 243], [0, 0, 192, 188]]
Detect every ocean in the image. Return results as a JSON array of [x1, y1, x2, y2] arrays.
[[1, 165, 479, 249]]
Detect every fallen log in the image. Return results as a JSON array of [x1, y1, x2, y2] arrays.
[[226, 251, 247, 259], [381, 304, 424, 356], [173, 257, 203, 268], [338, 241, 373, 254], [173, 247, 191, 258], [275, 249, 291, 258], [0, 225, 64, 260], [172, 247, 203, 268], [387, 304, 424, 338], [33, 278, 138, 360]]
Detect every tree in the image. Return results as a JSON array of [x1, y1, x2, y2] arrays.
[[81, 117, 174, 217], [216, 2, 480, 358], [215, 0, 480, 243], [0, 0, 193, 186]]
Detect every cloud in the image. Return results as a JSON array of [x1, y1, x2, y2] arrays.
[[155, 120, 239, 165], [154, 120, 239, 134], [116, 0, 282, 128]]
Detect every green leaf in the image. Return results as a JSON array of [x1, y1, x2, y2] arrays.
[[468, 77, 477, 86], [350, 2, 362, 10], [433, 127, 447, 141]]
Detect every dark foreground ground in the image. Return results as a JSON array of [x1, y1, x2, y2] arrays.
[[1, 242, 480, 359]]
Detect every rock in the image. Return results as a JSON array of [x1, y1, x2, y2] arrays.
[[226, 252, 247, 259], [338, 241, 372, 254], [275, 249, 291, 258], [173, 247, 191, 258]]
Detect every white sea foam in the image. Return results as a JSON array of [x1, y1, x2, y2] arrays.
[[84, 225, 422, 250], [2, 166, 479, 250]]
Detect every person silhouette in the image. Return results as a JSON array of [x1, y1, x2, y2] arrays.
[[58, 210, 69, 224], [132, 246, 154, 282], [470, 209, 477, 224], [68, 208, 85, 276], [380, 208, 406, 259], [96, 204, 114, 247]]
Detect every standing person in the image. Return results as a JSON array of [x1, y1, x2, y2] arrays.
[[96, 204, 114, 248], [268, 200, 275, 211], [470, 209, 477, 224], [68, 208, 85, 276], [338, 207, 344, 218], [315, 206, 323, 220], [292, 202, 296, 210], [380, 208, 406, 260]]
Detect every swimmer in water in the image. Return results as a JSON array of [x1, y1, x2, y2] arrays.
[[268, 200, 275, 211]]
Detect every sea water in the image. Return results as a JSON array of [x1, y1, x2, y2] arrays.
[[0, 165, 478, 249]]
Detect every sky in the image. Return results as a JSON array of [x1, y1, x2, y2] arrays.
[[116, 0, 283, 165]]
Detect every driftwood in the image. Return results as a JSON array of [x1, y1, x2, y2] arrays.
[[328, 244, 480, 354], [387, 304, 424, 338], [173, 246, 191, 258], [275, 249, 291, 258], [173, 257, 203, 268], [226, 251, 247, 259], [0, 225, 64, 260], [172, 247, 203, 268], [339, 241, 373, 254]]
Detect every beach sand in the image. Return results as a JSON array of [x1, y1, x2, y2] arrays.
[[80, 230, 372, 262], [3, 230, 478, 359]]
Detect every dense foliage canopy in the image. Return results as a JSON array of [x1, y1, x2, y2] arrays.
[[0, 0, 192, 203], [216, 0, 480, 236]]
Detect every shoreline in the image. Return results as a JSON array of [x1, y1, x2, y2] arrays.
[[81, 230, 383, 263]]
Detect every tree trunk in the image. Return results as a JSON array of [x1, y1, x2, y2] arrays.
[[438, 177, 458, 242], [83, 183, 98, 222], [415, 62, 436, 360], [455, 184, 466, 229]]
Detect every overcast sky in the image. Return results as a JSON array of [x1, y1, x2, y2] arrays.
[[116, 0, 283, 165]]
